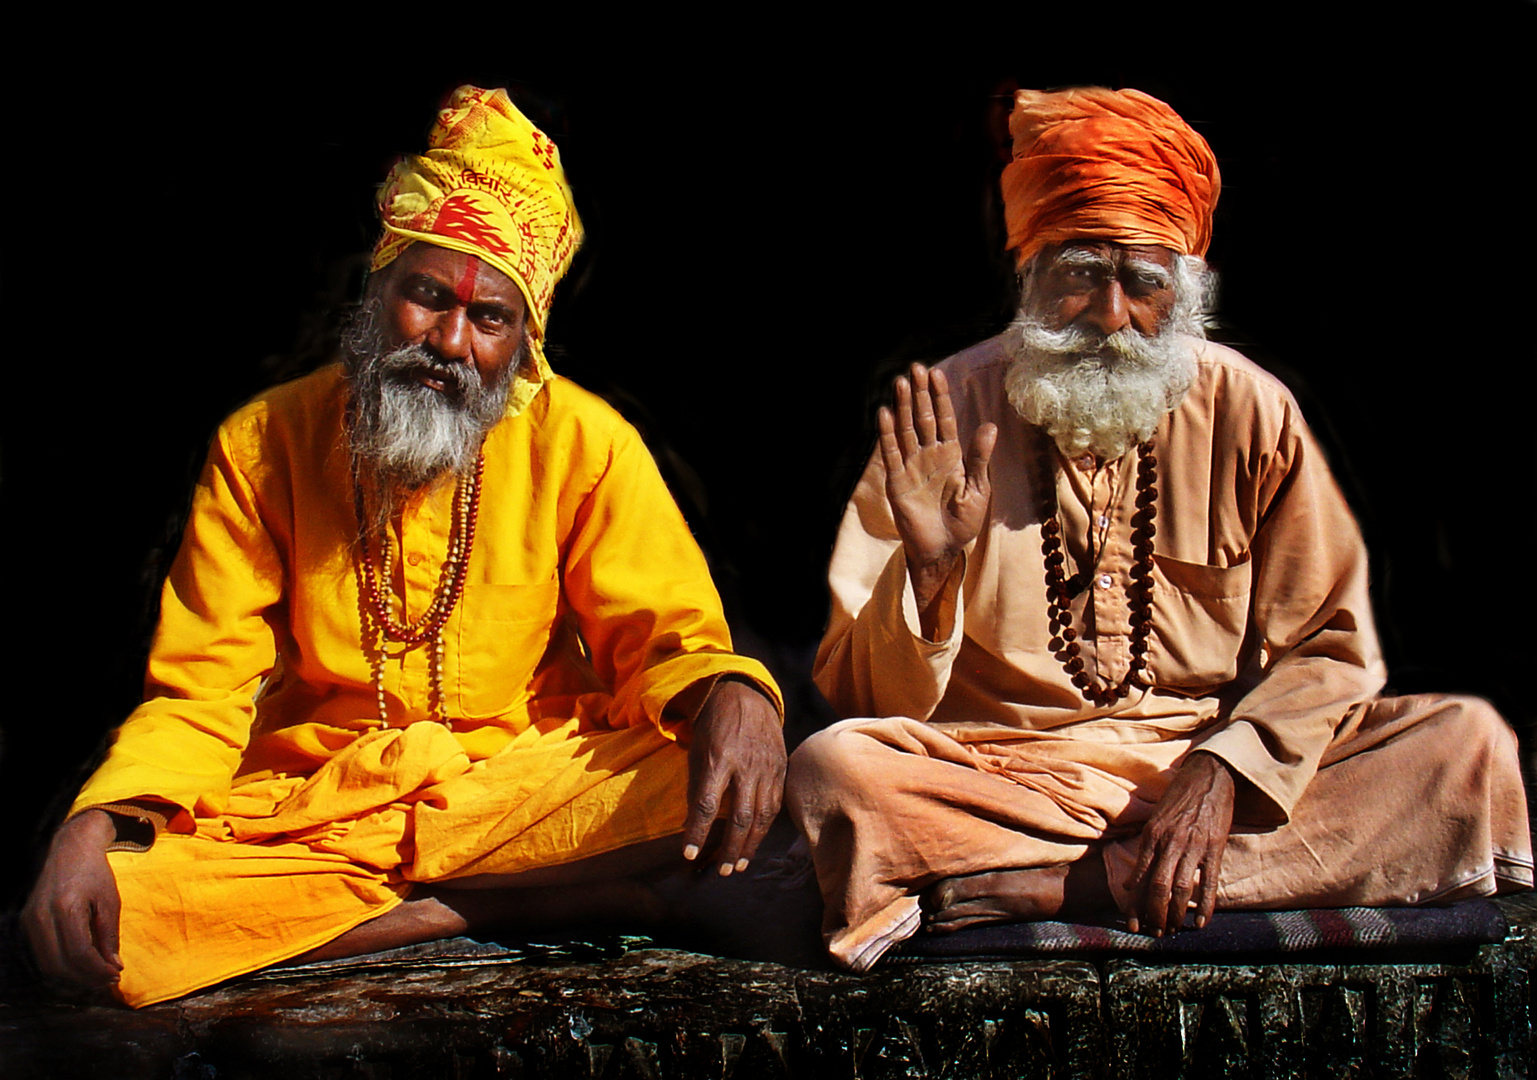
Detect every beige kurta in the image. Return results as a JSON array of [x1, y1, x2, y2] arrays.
[[791, 334, 1532, 970]]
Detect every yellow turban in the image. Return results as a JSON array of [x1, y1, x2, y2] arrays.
[[1002, 87, 1220, 267], [372, 86, 584, 416]]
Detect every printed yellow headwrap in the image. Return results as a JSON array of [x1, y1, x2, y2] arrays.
[[372, 86, 584, 417], [1002, 87, 1220, 266]]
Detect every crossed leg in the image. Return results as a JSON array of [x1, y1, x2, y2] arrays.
[[920, 858, 1116, 934], [788, 696, 1531, 971], [294, 832, 688, 963]]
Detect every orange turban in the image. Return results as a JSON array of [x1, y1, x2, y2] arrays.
[[372, 86, 584, 416], [1002, 87, 1220, 267]]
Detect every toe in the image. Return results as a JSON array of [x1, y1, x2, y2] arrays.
[[921, 878, 957, 914]]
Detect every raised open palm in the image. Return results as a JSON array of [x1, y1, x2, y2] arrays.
[[879, 364, 996, 614]]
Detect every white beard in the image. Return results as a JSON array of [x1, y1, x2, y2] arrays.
[[343, 302, 515, 532], [1004, 317, 1197, 460]]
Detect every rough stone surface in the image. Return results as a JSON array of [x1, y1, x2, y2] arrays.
[[2, 946, 1103, 1079], [4, 895, 1532, 1079], [1105, 892, 1535, 1079]]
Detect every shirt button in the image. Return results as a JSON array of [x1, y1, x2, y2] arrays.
[[1097, 515, 1110, 529], [407, 552, 424, 567], [1075, 454, 1095, 470], [1098, 574, 1113, 589]]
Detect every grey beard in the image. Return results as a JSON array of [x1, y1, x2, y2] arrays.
[[1004, 317, 1198, 460], [343, 305, 514, 532]]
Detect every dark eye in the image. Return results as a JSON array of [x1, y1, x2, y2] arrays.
[[470, 305, 519, 333], [401, 279, 452, 309], [1056, 266, 1099, 291]]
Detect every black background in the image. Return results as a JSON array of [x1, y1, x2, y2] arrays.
[[4, 11, 1533, 906]]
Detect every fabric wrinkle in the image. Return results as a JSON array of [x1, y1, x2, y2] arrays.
[[78, 368, 779, 1007], [793, 337, 1531, 969]]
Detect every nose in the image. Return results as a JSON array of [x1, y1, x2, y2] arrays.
[[1081, 281, 1131, 336], [426, 308, 473, 362]]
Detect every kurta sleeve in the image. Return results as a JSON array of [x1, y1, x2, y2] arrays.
[[812, 452, 967, 721], [70, 417, 284, 831], [1193, 394, 1386, 825], [559, 420, 782, 739]]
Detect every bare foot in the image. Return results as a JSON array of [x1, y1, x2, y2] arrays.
[[919, 857, 1118, 935], [447, 877, 671, 933], [292, 878, 668, 965], [920, 866, 1070, 934]]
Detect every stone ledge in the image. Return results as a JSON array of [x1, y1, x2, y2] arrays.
[[2, 948, 1103, 1079], [3, 895, 1531, 1079]]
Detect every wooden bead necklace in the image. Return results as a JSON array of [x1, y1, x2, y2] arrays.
[[1039, 439, 1158, 708], [353, 453, 485, 723]]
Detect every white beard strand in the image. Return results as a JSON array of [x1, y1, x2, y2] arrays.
[[1004, 317, 1198, 460], [343, 302, 515, 532]]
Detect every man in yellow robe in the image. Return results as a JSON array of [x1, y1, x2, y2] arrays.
[[787, 87, 1531, 971], [23, 86, 784, 1007]]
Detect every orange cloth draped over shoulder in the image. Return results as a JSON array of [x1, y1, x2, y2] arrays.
[[1002, 86, 1221, 265]]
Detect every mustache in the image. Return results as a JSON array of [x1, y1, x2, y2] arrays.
[[1005, 312, 1196, 461], [1014, 320, 1167, 369], [374, 344, 476, 398]]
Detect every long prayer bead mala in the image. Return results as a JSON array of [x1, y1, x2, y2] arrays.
[[353, 453, 485, 724], [1040, 439, 1158, 708]]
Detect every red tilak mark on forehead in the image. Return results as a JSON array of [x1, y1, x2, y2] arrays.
[[455, 256, 480, 304]]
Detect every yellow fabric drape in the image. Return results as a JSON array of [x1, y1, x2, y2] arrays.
[[109, 718, 688, 1006], [74, 366, 781, 1005]]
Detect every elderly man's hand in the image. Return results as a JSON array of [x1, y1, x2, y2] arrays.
[[681, 678, 785, 876], [1126, 751, 1236, 936], [879, 364, 997, 628], [21, 810, 125, 993]]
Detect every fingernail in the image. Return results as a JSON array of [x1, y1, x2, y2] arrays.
[[683, 844, 699, 861], [718, 863, 733, 877], [735, 858, 749, 873]]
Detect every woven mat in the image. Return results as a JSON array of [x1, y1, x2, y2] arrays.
[[888, 901, 1508, 962]]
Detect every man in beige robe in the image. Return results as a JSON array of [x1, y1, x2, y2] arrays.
[[786, 86, 1531, 972]]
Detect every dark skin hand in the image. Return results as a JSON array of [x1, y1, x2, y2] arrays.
[[680, 678, 785, 876], [22, 681, 783, 989], [878, 363, 997, 637], [22, 809, 124, 992], [1126, 751, 1237, 936]]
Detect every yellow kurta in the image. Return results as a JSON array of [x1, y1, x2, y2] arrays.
[[72, 365, 781, 1005]]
